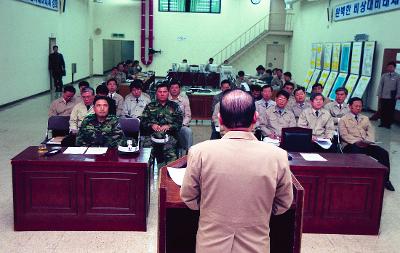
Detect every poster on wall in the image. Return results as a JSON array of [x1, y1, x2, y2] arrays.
[[16, 0, 59, 11], [331, 43, 341, 72], [344, 74, 360, 102], [302, 69, 315, 88], [310, 44, 317, 69], [318, 70, 331, 86], [361, 41, 376, 77], [351, 76, 371, 99], [322, 72, 339, 98], [339, 42, 352, 73], [323, 43, 333, 71], [316, 44, 323, 69], [307, 69, 322, 93], [350, 42, 363, 75], [329, 73, 348, 101]]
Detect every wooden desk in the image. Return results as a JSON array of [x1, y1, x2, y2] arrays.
[[158, 157, 304, 253], [289, 153, 387, 235], [11, 147, 151, 231], [167, 71, 220, 88]]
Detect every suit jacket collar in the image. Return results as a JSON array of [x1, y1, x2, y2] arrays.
[[222, 131, 258, 141]]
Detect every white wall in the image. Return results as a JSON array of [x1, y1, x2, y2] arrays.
[[91, 0, 271, 76], [0, 0, 90, 106], [289, 0, 400, 110], [231, 35, 292, 76]]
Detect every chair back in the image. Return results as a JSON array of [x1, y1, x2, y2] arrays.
[[47, 116, 70, 137], [281, 127, 313, 152], [119, 117, 141, 139]]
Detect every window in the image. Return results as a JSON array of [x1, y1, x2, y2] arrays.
[[159, 0, 221, 13]]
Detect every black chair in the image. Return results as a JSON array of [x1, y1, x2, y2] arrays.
[[280, 127, 313, 152], [119, 117, 141, 140], [43, 116, 70, 143]]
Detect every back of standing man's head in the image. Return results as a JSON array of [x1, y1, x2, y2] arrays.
[[220, 89, 255, 129]]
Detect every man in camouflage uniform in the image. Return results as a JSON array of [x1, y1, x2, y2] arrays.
[[141, 82, 183, 168], [76, 96, 125, 147]]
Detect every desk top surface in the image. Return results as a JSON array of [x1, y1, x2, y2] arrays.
[[11, 146, 151, 166], [289, 152, 387, 169]]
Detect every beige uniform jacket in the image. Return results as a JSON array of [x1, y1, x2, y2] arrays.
[[338, 113, 375, 147], [122, 93, 151, 118], [289, 99, 311, 120], [324, 101, 350, 125], [211, 102, 227, 136], [109, 92, 124, 116], [260, 106, 296, 137], [169, 94, 192, 126], [48, 97, 78, 117], [298, 108, 335, 139], [69, 102, 94, 133], [255, 99, 276, 129], [181, 131, 293, 253], [377, 72, 400, 99]]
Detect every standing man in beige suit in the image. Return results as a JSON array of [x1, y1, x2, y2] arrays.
[[181, 89, 293, 253]]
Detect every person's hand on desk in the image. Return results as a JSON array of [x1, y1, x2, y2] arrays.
[[312, 136, 318, 142], [159, 125, 171, 132], [268, 133, 279, 140], [152, 124, 161, 132]]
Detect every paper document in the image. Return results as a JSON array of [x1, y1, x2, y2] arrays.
[[63, 147, 88, 154], [85, 147, 108, 155], [263, 137, 280, 146], [300, 153, 327, 162], [167, 167, 187, 186], [46, 136, 65, 145], [315, 138, 332, 149]]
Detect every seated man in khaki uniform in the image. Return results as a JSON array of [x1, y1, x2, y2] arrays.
[[69, 87, 95, 134], [48, 85, 78, 117], [181, 89, 293, 253], [122, 79, 151, 119], [324, 87, 350, 125], [259, 90, 296, 139], [339, 97, 394, 191], [290, 87, 310, 121], [298, 93, 335, 152]]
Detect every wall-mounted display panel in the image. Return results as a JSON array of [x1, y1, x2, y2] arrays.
[[350, 42, 363, 74], [322, 72, 338, 98], [361, 41, 375, 76], [339, 42, 352, 73], [302, 69, 315, 88], [307, 69, 322, 93], [318, 70, 331, 86], [344, 74, 360, 102], [329, 73, 348, 101], [316, 44, 323, 69], [310, 44, 317, 69], [323, 43, 333, 71], [351, 75, 371, 99], [331, 43, 341, 72]]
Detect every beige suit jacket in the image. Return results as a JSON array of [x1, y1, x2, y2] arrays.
[[324, 101, 350, 125], [181, 131, 293, 253], [338, 113, 375, 147], [259, 106, 296, 137], [69, 102, 94, 133], [109, 92, 124, 116], [48, 97, 78, 117], [169, 94, 192, 126], [297, 107, 335, 139]]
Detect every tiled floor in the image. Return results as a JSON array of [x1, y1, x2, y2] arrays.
[[0, 85, 399, 252]]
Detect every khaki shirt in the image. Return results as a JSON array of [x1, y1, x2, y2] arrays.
[[338, 113, 375, 147], [108, 92, 124, 116], [123, 93, 151, 118], [169, 94, 192, 126], [255, 99, 276, 130], [259, 106, 296, 137], [324, 101, 350, 125], [377, 72, 400, 99], [289, 99, 311, 120], [180, 131, 293, 253], [69, 102, 94, 133], [48, 97, 78, 117], [298, 108, 335, 139]]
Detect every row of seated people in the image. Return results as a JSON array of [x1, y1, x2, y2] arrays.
[[105, 60, 143, 85], [210, 80, 394, 191], [48, 79, 193, 168]]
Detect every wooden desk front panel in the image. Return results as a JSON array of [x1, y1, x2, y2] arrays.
[[187, 94, 214, 120], [12, 147, 149, 231], [290, 153, 386, 235]]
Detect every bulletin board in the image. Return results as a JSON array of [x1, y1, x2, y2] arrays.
[[329, 72, 348, 101], [339, 42, 352, 73], [322, 72, 339, 98], [350, 42, 363, 74], [344, 74, 360, 102], [361, 41, 375, 76], [323, 43, 333, 71], [331, 43, 341, 72]]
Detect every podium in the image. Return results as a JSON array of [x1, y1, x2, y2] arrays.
[[158, 156, 304, 253]]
